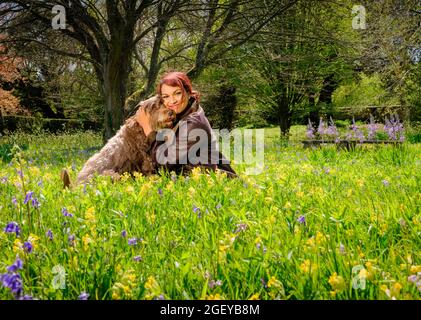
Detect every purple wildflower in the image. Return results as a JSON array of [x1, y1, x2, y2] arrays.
[[297, 215, 306, 225], [367, 115, 379, 140], [78, 292, 90, 300], [68, 234, 76, 246], [121, 230, 127, 238], [1, 176, 8, 184], [216, 203, 222, 210], [7, 257, 23, 273], [408, 275, 418, 283], [17, 170, 23, 178], [23, 241, 33, 254], [326, 117, 339, 139], [339, 243, 345, 254], [193, 205, 201, 218], [317, 118, 326, 137], [234, 223, 248, 234], [0, 272, 23, 298], [62, 207, 73, 218], [260, 278, 268, 289], [306, 119, 315, 139], [23, 191, 34, 205], [37, 180, 43, 187], [4, 222, 20, 236], [46, 229, 53, 241], [209, 279, 223, 289], [155, 294, 165, 300], [31, 197, 40, 209], [128, 237, 138, 246], [133, 256, 142, 262], [12, 196, 18, 206], [158, 188, 163, 196], [19, 295, 34, 300], [382, 179, 389, 186]]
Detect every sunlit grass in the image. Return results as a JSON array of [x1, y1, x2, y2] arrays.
[[0, 128, 419, 300]]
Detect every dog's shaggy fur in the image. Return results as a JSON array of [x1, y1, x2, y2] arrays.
[[71, 96, 175, 185]]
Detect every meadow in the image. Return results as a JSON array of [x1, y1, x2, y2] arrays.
[[0, 127, 420, 300]]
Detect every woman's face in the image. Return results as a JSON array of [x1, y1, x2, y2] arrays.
[[160, 84, 189, 114]]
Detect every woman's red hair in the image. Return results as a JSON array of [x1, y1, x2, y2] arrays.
[[157, 71, 200, 102]]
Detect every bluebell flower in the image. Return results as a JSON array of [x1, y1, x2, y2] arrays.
[[133, 256, 142, 262], [7, 257, 23, 273], [78, 292, 90, 300], [23, 191, 34, 205], [121, 230, 127, 238], [128, 237, 138, 246], [62, 207, 73, 217], [297, 215, 306, 225], [46, 229, 53, 241], [4, 222, 20, 236], [23, 241, 33, 254]]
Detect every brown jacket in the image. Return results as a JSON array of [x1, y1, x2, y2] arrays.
[[146, 97, 237, 177]]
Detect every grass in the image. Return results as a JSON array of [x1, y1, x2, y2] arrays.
[[0, 127, 420, 300]]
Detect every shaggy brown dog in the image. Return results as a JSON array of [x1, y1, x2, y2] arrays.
[[62, 96, 175, 187]]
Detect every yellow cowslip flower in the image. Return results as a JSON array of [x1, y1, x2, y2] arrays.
[[206, 294, 222, 300], [146, 212, 156, 224], [296, 191, 305, 198], [267, 276, 282, 289], [264, 197, 273, 203], [248, 294, 259, 300], [328, 273, 346, 292], [315, 231, 326, 245], [410, 265, 421, 274], [125, 185, 134, 193], [145, 276, 159, 290], [191, 166, 202, 181], [112, 292, 120, 300], [141, 181, 152, 194], [85, 207, 96, 223], [381, 283, 402, 299], [347, 189, 353, 197], [28, 233, 40, 250], [13, 239, 23, 253], [29, 166, 41, 176], [284, 202, 292, 209], [82, 234, 93, 250], [133, 172, 143, 179], [300, 260, 317, 274], [330, 290, 337, 298], [164, 181, 174, 192], [188, 187, 196, 197], [119, 172, 131, 182], [356, 179, 364, 187], [365, 262, 376, 281]]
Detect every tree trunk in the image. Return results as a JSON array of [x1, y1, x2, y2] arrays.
[[277, 92, 292, 137]]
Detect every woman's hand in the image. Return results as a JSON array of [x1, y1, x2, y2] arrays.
[[135, 107, 153, 137]]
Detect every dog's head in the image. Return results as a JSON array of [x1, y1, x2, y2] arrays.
[[138, 96, 176, 131]]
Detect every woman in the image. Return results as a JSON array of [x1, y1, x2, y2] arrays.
[[136, 71, 236, 177]]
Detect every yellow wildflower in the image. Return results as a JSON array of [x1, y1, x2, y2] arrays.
[[29, 166, 41, 176], [125, 185, 134, 193], [145, 276, 159, 290], [13, 239, 23, 253], [328, 273, 346, 292], [300, 260, 318, 274], [82, 234, 93, 250], [146, 212, 156, 224], [85, 207, 96, 223], [410, 265, 421, 274], [267, 276, 283, 290], [248, 294, 260, 300], [296, 191, 304, 198], [28, 233, 40, 250], [206, 294, 222, 300]]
